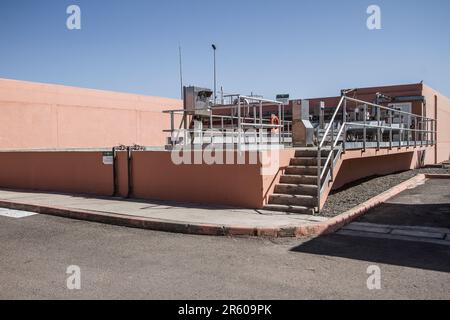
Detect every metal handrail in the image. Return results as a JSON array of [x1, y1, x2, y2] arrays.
[[316, 96, 345, 210], [318, 96, 345, 148], [163, 94, 289, 148], [344, 97, 435, 121], [316, 95, 437, 212]]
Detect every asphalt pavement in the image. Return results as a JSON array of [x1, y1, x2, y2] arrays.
[[0, 212, 449, 299]]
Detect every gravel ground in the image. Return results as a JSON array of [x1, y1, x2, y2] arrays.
[[319, 167, 450, 217]]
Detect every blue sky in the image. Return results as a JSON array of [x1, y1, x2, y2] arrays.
[[0, 0, 449, 99]]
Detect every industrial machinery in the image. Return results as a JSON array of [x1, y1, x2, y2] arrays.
[[164, 86, 289, 148], [183, 86, 213, 117], [291, 99, 314, 147]]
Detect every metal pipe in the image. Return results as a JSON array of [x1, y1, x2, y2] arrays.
[[407, 114, 410, 148], [330, 124, 334, 181], [389, 110, 393, 150], [343, 98, 347, 153], [414, 115, 417, 148], [237, 96, 241, 150], [318, 96, 345, 148], [377, 105, 381, 150], [363, 104, 367, 151], [278, 104, 281, 145]]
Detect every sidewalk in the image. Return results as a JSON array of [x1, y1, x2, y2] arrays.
[[0, 174, 428, 238], [0, 189, 330, 237]]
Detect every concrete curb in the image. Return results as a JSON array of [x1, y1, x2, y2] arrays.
[[0, 173, 430, 238]]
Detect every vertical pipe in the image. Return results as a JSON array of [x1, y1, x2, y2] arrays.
[[414, 115, 417, 148], [399, 114, 402, 148], [213, 48, 216, 104], [407, 114, 410, 148], [278, 104, 281, 145], [363, 104, 367, 151], [377, 105, 381, 150], [330, 124, 334, 182], [170, 112, 175, 146], [389, 110, 393, 150], [253, 106, 257, 145], [259, 101, 263, 145], [238, 97, 241, 150], [343, 98, 347, 153], [282, 104, 285, 144], [317, 146, 321, 213], [420, 117, 423, 146]]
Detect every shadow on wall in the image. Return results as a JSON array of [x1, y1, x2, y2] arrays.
[[290, 233, 450, 273], [332, 152, 416, 190], [415, 150, 426, 168]]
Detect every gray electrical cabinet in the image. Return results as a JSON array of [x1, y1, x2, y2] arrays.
[[183, 86, 213, 116]]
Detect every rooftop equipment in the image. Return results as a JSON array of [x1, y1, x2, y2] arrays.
[[183, 86, 213, 116]]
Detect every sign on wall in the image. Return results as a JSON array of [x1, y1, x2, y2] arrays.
[[102, 151, 114, 165]]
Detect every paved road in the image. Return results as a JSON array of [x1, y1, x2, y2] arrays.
[[1, 212, 449, 299], [357, 178, 450, 228]]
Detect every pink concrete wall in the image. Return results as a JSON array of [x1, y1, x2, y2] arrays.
[[129, 149, 294, 209], [332, 147, 432, 190], [422, 84, 450, 163], [0, 78, 182, 149], [0, 151, 114, 196]]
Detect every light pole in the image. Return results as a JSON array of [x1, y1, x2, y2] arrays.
[[179, 45, 183, 99], [211, 44, 217, 104]]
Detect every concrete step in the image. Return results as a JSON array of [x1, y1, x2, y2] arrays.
[[274, 183, 317, 196], [280, 175, 318, 185], [269, 194, 317, 207], [295, 149, 330, 157], [290, 157, 327, 166], [263, 204, 315, 215], [285, 166, 318, 176]]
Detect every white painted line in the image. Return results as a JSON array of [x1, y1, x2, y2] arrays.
[[390, 229, 445, 240], [342, 224, 391, 234], [336, 229, 450, 246], [349, 222, 450, 235], [0, 208, 38, 219]]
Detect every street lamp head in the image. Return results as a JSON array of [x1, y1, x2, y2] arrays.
[[211, 44, 216, 50]]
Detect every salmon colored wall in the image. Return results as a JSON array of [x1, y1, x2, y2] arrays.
[[0, 78, 182, 149], [129, 149, 294, 209], [332, 146, 433, 190], [0, 151, 114, 196], [422, 84, 450, 163]]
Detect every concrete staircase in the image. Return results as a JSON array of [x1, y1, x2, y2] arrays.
[[264, 149, 332, 214]]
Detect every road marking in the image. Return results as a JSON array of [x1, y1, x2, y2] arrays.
[[337, 229, 450, 246], [0, 208, 38, 219], [339, 222, 450, 246], [390, 229, 445, 239]]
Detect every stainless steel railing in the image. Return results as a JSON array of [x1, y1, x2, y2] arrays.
[[163, 95, 292, 150], [316, 95, 436, 212]]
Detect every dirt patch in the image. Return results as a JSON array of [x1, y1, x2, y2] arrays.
[[319, 167, 450, 217]]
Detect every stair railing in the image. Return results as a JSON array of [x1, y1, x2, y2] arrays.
[[316, 95, 347, 212], [316, 94, 437, 212]]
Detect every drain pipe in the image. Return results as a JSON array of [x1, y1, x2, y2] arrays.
[[127, 144, 145, 198], [112, 145, 127, 197]]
